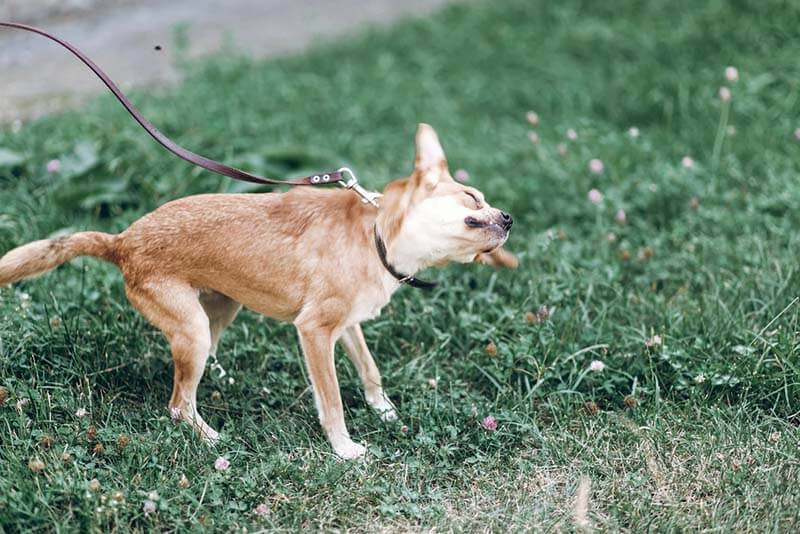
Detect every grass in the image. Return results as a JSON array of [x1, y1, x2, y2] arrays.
[[1, 0, 800, 530]]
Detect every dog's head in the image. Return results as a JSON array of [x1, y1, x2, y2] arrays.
[[377, 124, 516, 271]]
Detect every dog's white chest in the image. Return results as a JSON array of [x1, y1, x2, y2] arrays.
[[348, 284, 394, 325], [350, 298, 386, 323]]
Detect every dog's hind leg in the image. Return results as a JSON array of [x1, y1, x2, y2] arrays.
[[199, 290, 242, 357], [125, 279, 219, 442], [339, 324, 398, 422]]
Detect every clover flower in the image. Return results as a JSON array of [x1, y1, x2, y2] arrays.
[[143, 500, 156, 516], [28, 458, 45, 472], [214, 457, 230, 471], [645, 335, 663, 347], [46, 159, 61, 173], [481, 416, 498, 431], [537, 305, 551, 322]]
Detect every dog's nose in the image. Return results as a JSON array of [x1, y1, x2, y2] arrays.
[[500, 211, 513, 230]]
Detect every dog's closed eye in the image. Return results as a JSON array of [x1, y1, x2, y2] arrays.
[[464, 191, 482, 209]]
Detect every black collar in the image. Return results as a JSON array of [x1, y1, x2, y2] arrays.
[[373, 226, 437, 290]]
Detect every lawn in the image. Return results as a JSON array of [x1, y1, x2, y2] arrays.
[[1, 0, 800, 530]]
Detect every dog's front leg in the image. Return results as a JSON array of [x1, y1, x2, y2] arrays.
[[296, 326, 366, 459], [340, 324, 398, 422]]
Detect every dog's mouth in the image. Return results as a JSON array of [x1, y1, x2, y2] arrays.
[[465, 219, 511, 233], [482, 226, 511, 254], [465, 213, 512, 255], [465, 212, 513, 232], [465, 216, 486, 228]]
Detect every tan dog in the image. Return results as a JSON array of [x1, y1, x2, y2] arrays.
[[0, 124, 515, 458]]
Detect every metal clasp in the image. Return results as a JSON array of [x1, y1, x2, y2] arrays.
[[338, 167, 381, 207]]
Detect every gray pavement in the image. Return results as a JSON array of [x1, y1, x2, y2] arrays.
[[0, 0, 453, 123]]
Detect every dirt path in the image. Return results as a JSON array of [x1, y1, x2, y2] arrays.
[[0, 0, 452, 123]]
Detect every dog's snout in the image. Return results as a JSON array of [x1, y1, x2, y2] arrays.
[[500, 211, 513, 230]]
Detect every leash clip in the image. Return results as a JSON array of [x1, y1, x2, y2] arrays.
[[338, 167, 381, 207]]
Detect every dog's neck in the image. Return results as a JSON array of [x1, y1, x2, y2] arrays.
[[372, 226, 437, 290], [374, 224, 436, 280]]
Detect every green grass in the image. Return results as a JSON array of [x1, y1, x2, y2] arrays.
[[2, 0, 800, 530]]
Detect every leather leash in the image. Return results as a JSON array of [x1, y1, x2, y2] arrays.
[[0, 21, 347, 188], [2, 21, 437, 288]]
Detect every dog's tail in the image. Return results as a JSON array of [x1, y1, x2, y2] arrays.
[[0, 232, 117, 287]]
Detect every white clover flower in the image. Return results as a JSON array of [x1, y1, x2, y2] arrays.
[[589, 159, 604, 174], [143, 500, 156, 516], [214, 457, 230, 471], [646, 335, 663, 347], [47, 159, 61, 173]]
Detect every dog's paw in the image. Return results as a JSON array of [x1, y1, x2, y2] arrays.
[[367, 392, 398, 422], [379, 409, 399, 422], [333, 439, 367, 460], [201, 426, 220, 444]]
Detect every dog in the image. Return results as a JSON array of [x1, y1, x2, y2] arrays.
[[0, 124, 515, 458]]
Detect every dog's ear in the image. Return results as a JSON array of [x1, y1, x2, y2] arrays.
[[413, 123, 452, 188], [475, 247, 519, 269]]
